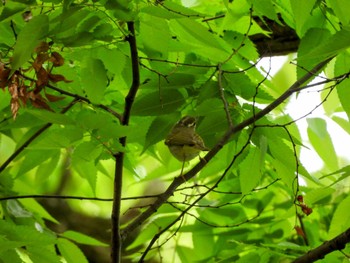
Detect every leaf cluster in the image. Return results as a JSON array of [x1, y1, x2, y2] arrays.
[[0, 0, 350, 262]]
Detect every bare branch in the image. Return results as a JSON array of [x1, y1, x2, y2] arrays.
[[293, 227, 350, 263]]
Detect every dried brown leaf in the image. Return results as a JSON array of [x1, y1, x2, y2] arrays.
[[0, 64, 10, 89], [45, 92, 65, 102], [50, 52, 64, 67], [8, 82, 19, 99], [294, 226, 305, 238], [10, 98, 20, 119], [35, 42, 50, 53], [29, 92, 52, 111], [33, 53, 49, 71], [48, 73, 72, 83], [36, 67, 49, 88]]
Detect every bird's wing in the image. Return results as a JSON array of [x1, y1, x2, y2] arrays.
[[165, 131, 196, 146]]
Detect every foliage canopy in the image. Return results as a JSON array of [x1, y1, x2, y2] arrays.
[[0, 0, 350, 262]]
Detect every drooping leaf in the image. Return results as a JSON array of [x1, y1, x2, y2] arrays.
[[328, 194, 350, 239], [62, 231, 108, 246], [57, 238, 88, 263], [11, 15, 49, 73], [290, 0, 317, 36], [142, 114, 178, 154], [26, 109, 75, 125], [307, 118, 338, 171], [81, 58, 108, 104], [239, 146, 263, 195], [335, 52, 350, 121]]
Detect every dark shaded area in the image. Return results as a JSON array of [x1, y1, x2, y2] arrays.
[[250, 16, 300, 56]]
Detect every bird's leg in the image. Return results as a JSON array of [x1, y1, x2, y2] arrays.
[[179, 159, 186, 182]]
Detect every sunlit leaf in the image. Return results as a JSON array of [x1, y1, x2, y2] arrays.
[[57, 238, 88, 263]]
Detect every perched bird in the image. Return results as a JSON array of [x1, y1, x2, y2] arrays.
[[165, 116, 209, 179]]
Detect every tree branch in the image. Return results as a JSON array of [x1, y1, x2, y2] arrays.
[[293, 228, 350, 263], [111, 21, 140, 263], [120, 57, 334, 241]]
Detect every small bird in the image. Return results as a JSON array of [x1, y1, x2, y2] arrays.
[[165, 116, 209, 179]]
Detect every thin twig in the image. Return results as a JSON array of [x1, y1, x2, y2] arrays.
[[217, 63, 233, 128], [0, 193, 162, 202]]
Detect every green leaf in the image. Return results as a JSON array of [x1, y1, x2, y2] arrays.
[[49, 7, 87, 36], [142, 115, 178, 154], [224, 71, 256, 100], [290, 0, 317, 36], [307, 118, 338, 171], [78, 15, 100, 33], [320, 165, 350, 184], [328, 0, 350, 25], [0, 248, 22, 263], [62, 231, 108, 246], [300, 29, 350, 61], [169, 18, 231, 62], [26, 246, 61, 263], [140, 15, 171, 54], [239, 146, 263, 195], [96, 48, 126, 75], [132, 89, 186, 116], [297, 28, 331, 80], [249, 0, 278, 20], [0, 220, 56, 246], [17, 150, 59, 177], [127, 215, 179, 250], [335, 52, 350, 121], [72, 160, 97, 194], [328, 194, 350, 239], [0, 112, 45, 131], [141, 5, 183, 19], [92, 23, 114, 41], [19, 199, 58, 224], [304, 188, 335, 205], [332, 115, 350, 136], [142, 73, 196, 89], [81, 58, 108, 103], [0, 2, 26, 22], [57, 238, 88, 263], [192, 226, 214, 260], [11, 15, 49, 73], [26, 109, 75, 125], [72, 141, 102, 162]]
